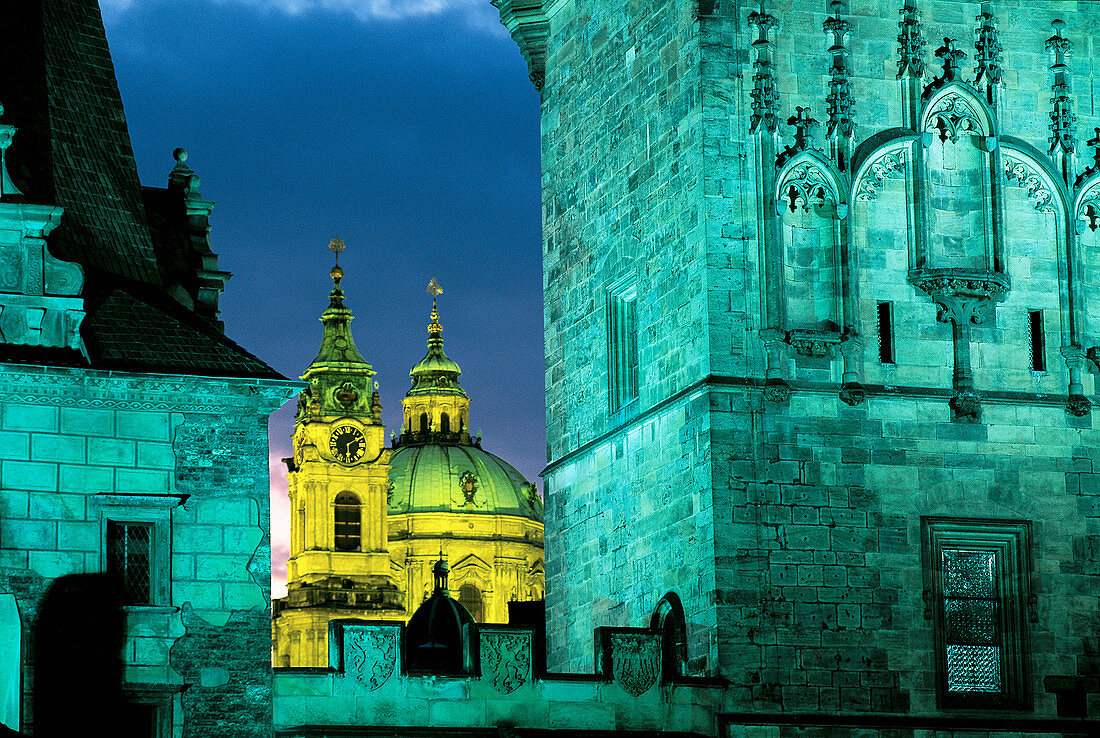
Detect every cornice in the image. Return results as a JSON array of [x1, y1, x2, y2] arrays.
[[0, 363, 302, 413]]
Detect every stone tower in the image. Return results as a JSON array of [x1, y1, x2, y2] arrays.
[[497, 0, 1100, 725]]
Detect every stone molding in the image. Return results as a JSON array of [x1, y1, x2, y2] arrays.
[[908, 269, 1009, 325], [0, 365, 300, 413], [492, 0, 549, 91]]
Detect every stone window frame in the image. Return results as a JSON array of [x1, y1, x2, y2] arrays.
[[921, 517, 1034, 711], [333, 490, 361, 552], [607, 277, 639, 414], [121, 684, 179, 738], [91, 493, 187, 610]]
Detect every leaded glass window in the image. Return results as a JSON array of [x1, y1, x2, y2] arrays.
[[923, 518, 1032, 710], [107, 521, 152, 605], [334, 491, 361, 551], [942, 549, 1001, 692]]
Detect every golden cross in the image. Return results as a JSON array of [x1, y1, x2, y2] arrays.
[[427, 277, 443, 298], [329, 237, 346, 254]]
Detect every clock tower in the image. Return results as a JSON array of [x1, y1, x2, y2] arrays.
[[273, 240, 404, 667]]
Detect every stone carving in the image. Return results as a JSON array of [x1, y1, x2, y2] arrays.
[[1003, 155, 1056, 213], [787, 329, 841, 357], [932, 38, 967, 87], [896, 1, 925, 80], [1066, 395, 1092, 417], [950, 390, 982, 422], [748, 4, 780, 134], [779, 162, 833, 212], [343, 626, 397, 691], [1076, 130, 1100, 232], [480, 629, 531, 694], [973, 5, 1003, 88], [856, 148, 907, 202], [334, 380, 358, 406], [763, 378, 791, 404], [910, 270, 1009, 325], [608, 632, 661, 697], [0, 101, 23, 198], [925, 93, 983, 143], [839, 381, 866, 406]]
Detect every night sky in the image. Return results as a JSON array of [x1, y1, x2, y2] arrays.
[[99, 0, 544, 596]]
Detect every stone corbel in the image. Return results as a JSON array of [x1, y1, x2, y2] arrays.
[[1062, 345, 1091, 416], [839, 333, 865, 406], [787, 328, 842, 358], [760, 328, 791, 403]]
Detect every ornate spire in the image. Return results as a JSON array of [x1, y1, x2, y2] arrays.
[[973, 3, 1003, 94], [409, 277, 465, 395], [748, 1, 780, 134], [896, 0, 925, 80], [0, 102, 23, 199], [1046, 19, 1076, 179], [823, 1, 855, 162], [787, 107, 819, 154], [304, 238, 372, 375]]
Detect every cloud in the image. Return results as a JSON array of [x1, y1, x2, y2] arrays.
[[103, 0, 497, 24]]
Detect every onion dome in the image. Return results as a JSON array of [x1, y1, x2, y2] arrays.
[[408, 292, 465, 398], [388, 444, 544, 521], [404, 558, 474, 674]]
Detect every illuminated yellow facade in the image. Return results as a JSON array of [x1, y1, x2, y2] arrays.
[[272, 267, 543, 667]]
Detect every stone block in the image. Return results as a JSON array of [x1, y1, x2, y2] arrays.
[[57, 520, 98, 551], [136, 441, 176, 469], [28, 550, 83, 578], [3, 460, 58, 491], [60, 407, 114, 437], [116, 410, 170, 441], [0, 431, 30, 460], [29, 433, 82, 461], [427, 698, 486, 727], [58, 464, 114, 493], [547, 700, 616, 730], [115, 468, 169, 494], [174, 525, 224, 553], [88, 437, 136, 466], [29, 491, 85, 519], [3, 403, 57, 432]]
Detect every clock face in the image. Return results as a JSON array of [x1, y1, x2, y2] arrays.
[[329, 425, 365, 464]]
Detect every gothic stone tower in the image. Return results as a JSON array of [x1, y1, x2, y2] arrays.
[[497, 0, 1100, 726]]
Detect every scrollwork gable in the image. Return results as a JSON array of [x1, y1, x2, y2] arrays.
[[1000, 139, 1072, 221], [920, 84, 995, 143], [774, 151, 847, 215]]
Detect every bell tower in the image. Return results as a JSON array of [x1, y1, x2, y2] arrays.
[[273, 239, 404, 668]]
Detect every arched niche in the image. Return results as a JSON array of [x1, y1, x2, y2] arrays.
[[774, 153, 847, 334], [917, 85, 1001, 272], [650, 592, 687, 678]]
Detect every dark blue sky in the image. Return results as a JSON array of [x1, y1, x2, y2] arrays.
[[100, 0, 543, 593]]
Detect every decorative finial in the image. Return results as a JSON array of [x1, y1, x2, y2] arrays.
[[427, 276, 443, 304], [426, 277, 444, 335], [1046, 18, 1076, 167], [973, 3, 1003, 93], [934, 38, 967, 83], [897, 0, 925, 80], [329, 238, 346, 284], [788, 106, 819, 152], [433, 552, 450, 596], [747, 0, 780, 134]]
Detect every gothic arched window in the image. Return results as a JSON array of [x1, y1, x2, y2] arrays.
[[457, 583, 483, 622], [650, 592, 687, 678], [333, 491, 360, 551], [419, 413, 429, 433], [440, 413, 450, 434]]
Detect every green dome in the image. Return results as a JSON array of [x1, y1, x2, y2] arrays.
[[388, 443, 543, 522]]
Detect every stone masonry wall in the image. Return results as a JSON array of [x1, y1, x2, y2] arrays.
[[0, 366, 295, 736]]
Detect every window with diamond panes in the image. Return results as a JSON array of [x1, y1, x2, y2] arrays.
[[107, 521, 152, 605], [923, 518, 1032, 710], [943, 549, 1001, 692], [333, 491, 361, 551]]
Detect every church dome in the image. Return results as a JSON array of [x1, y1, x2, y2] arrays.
[[404, 559, 474, 673], [388, 443, 543, 522]]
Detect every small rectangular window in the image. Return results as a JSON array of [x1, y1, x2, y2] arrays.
[[608, 283, 639, 413], [877, 301, 895, 365], [1028, 310, 1045, 372], [107, 521, 152, 605], [923, 518, 1032, 710]]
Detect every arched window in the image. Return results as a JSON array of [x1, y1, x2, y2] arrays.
[[457, 583, 483, 622], [419, 413, 429, 434], [333, 491, 360, 551], [440, 413, 450, 433], [651, 592, 687, 678]]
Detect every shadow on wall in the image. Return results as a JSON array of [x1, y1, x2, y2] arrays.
[[31, 574, 151, 738]]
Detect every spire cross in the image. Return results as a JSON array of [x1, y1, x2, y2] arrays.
[[427, 277, 443, 309], [935, 38, 967, 82], [788, 106, 819, 151]]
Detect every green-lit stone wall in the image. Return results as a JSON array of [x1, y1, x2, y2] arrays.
[[535, 0, 1100, 721], [0, 366, 296, 735]]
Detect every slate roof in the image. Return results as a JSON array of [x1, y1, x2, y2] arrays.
[[0, 0, 284, 380]]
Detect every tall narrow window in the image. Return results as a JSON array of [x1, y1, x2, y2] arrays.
[[440, 413, 450, 434], [608, 282, 639, 412], [333, 491, 361, 551], [419, 413, 428, 434], [877, 301, 895, 365], [457, 583, 483, 622], [107, 521, 152, 605], [923, 518, 1031, 709], [1028, 310, 1045, 371]]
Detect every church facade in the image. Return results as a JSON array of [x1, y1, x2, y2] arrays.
[[492, 0, 1100, 730], [271, 267, 544, 668]]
